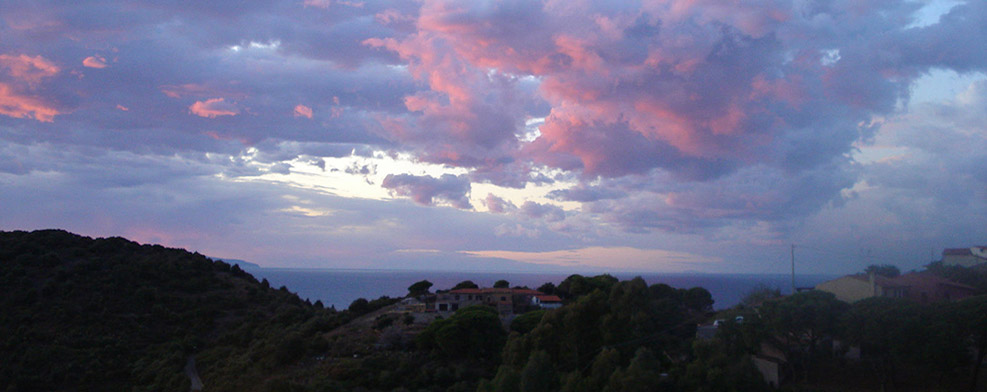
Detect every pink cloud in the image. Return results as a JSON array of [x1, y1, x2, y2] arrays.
[[366, 0, 875, 182], [0, 82, 59, 122], [293, 104, 313, 119], [189, 98, 239, 118], [375, 9, 415, 25], [116, 104, 129, 111], [161, 83, 245, 99], [161, 84, 206, 98], [82, 55, 108, 69], [0, 54, 59, 84]]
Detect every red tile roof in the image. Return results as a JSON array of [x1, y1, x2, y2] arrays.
[[536, 295, 562, 303], [448, 287, 545, 295], [449, 288, 484, 294], [848, 272, 976, 290], [889, 272, 977, 290]]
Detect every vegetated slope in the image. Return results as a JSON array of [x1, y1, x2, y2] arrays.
[[1, 229, 765, 392], [0, 229, 342, 391]]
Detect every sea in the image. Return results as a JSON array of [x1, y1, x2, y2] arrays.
[[242, 268, 838, 311]]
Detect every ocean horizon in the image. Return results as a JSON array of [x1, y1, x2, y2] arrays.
[[242, 267, 838, 311]]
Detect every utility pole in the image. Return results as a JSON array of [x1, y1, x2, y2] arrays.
[[791, 244, 796, 294]]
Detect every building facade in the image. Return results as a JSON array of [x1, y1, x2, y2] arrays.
[[815, 272, 977, 304], [942, 246, 987, 267]]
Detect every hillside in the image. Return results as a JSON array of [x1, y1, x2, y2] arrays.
[[0, 229, 726, 392], [0, 229, 344, 391]]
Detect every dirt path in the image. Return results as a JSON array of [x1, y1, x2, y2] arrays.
[[184, 356, 204, 391]]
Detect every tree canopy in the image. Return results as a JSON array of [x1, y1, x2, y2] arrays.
[[864, 264, 900, 278], [452, 280, 479, 290], [407, 279, 433, 296]]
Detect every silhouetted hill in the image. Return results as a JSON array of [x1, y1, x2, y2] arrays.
[[215, 258, 261, 268], [0, 229, 342, 391]]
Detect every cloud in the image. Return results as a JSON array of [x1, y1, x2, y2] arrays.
[[0, 83, 59, 122], [303, 0, 331, 9], [493, 223, 539, 239], [519, 201, 565, 222], [2, 0, 987, 275], [189, 98, 239, 118], [0, 53, 60, 122], [293, 104, 313, 119], [548, 184, 625, 202], [484, 193, 516, 214], [381, 173, 473, 209], [82, 55, 108, 69], [0, 54, 59, 84]]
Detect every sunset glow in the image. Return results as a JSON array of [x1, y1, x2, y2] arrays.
[[1, 0, 984, 273]]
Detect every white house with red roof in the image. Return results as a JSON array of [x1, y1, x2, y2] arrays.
[[531, 294, 563, 309]]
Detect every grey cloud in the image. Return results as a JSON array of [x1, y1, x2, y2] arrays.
[[381, 173, 473, 209], [519, 201, 565, 222], [548, 184, 626, 202], [484, 193, 516, 214]]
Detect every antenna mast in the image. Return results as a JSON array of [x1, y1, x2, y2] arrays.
[[791, 244, 796, 294]]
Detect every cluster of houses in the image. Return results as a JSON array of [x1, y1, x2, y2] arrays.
[[815, 270, 977, 303], [706, 246, 987, 388], [398, 287, 563, 316], [814, 246, 986, 304]]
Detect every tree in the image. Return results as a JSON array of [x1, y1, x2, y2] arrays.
[[519, 351, 557, 392], [842, 297, 927, 391], [348, 298, 370, 315], [740, 284, 781, 307], [451, 280, 479, 290], [864, 264, 900, 278], [407, 280, 433, 297], [494, 280, 510, 289], [681, 287, 714, 313], [760, 290, 848, 381], [953, 296, 987, 392], [417, 305, 506, 359], [537, 282, 556, 295], [510, 310, 545, 334], [557, 274, 618, 299], [679, 339, 771, 392]]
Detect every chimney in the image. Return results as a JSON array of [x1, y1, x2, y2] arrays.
[[869, 271, 876, 297]]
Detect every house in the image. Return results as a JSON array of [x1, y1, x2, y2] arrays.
[[531, 294, 563, 309], [886, 272, 978, 303], [752, 342, 788, 389], [434, 287, 546, 315], [815, 272, 977, 303], [942, 246, 987, 267]]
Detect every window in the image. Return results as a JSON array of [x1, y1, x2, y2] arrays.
[[439, 304, 448, 311]]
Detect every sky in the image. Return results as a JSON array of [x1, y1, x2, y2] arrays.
[[1, 0, 985, 274]]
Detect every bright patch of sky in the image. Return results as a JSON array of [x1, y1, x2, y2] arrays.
[[910, 69, 987, 106], [462, 247, 722, 272], [228, 148, 576, 212], [908, 0, 962, 28]]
